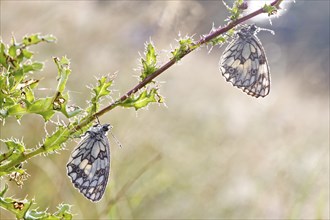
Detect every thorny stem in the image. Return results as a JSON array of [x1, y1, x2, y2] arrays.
[[92, 0, 283, 122], [0, 0, 283, 173]]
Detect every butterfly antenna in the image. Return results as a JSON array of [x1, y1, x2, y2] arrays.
[[109, 130, 123, 148]]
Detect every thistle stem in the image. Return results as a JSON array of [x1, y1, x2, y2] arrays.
[[94, 0, 283, 120]]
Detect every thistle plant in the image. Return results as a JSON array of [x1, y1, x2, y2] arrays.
[[0, 0, 285, 219]]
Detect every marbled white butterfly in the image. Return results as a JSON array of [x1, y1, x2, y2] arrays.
[[67, 123, 111, 202], [219, 24, 270, 98]]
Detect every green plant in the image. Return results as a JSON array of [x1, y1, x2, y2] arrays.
[[0, 0, 285, 219]]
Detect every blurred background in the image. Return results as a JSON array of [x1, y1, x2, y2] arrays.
[[1, 0, 329, 219]]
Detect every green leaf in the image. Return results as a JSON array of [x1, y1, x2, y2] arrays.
[[0, 195, 33, 219], [54, 56, 71, 93], [0, 148, 14, 164], [118, 88, 163, 110], [1, 139, 25, 152], [24, 204, 73, 220], [223, 0, 246, 21], [1, 79, 38, 115], [0, 185, 73, 220], [0, 184, 9, 196], [209, 35, 227, 46], [23, 62, 44, 73], [87, 76, 113, 114], [0, 96, 16, 110], [22, 34, 56, 47], [263, 4, 278, 16], [0, 76, 10, 109], [171, 37, 195, 61], [7, 102, 28, 119], [0, 41, 8, 68], [11, 68, 24, 82], [22, 49, 34, 59], [92, 76, 112, 101], [27, 97, 55, 121], [8, 45, 17, 58], [24, 88, 35, 103], [140, 42, 158, 80], [43, 35, 57, 43], [52, 57, 82, 117], [0, 139, 25, 169], [43, 126, 70, 152], [51, 204, 73, 220]]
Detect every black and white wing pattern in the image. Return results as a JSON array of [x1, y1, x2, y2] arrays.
[[219, 25, 270, 98], [66, 124, 111, 202]]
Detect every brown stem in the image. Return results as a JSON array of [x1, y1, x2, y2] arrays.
[[93, 0, 282, 121], [0, 0, 284, 174]]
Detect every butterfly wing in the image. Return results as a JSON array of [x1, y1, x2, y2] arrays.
[[219, 26, 270, 98], [66, 126, 110, 202]]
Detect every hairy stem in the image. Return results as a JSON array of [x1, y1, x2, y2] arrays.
[[0, 0, 283, 173], [93, 0, 282, 121]]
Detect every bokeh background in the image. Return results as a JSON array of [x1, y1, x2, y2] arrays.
[[1, 0, 329, 219]]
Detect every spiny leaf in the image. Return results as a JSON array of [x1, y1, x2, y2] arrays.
[[23, 62, 44, 73], [0, 41, 7, 68], [43, 126, 70, 152], [0, 196, 33, 219], [6, 102, 29, 120], [171, 37, 195, 61], [52, 57, 82, 117], [92, 76, 112, 101], [140, 42, 158, 80], [0, 185, 73, 220], [54, 56, 71, 94], [8, 44, 18, 58], [21, 48, 33, 59], [25, 204, 73, 220], [119, 88, 163, 110], [209, 35, 227, 46], [263, 4, 278, 16], [223, 0, 246, 21], [11, 68, 24, 82], [88, 76, 113, 114], [0, 139, 25, 167], [1, 139, 25, 153], [0, 139, 26, 176], [27, 97, 55, 121], [22, 34, 56, 47], [23, 87, 35, 103]]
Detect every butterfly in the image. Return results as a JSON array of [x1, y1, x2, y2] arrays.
[[219, 24, 271, 98], [66, 123, 111, 202]]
